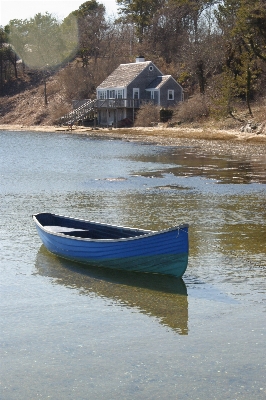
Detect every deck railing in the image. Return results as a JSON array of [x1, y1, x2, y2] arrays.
[[94, 99, 141, 108], [60, 98, 153, 125]]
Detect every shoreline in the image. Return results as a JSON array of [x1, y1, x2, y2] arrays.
[[1, 124, 266, 145]]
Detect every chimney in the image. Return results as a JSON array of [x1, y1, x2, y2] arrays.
[[136, 56, 145, 63]]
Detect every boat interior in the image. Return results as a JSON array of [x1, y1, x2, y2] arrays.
[[35, 213, 151, 240]]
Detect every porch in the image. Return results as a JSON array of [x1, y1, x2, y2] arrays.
[[60, 98, 153, 127]]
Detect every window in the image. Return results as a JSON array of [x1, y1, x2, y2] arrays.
[[168, 90, 174, 100], [149, 65, 154, 71], [117, 89, 123, 99], [150, 91, 155, 100], [100, 90, 108, 99], [110, 90, 115, 98], [133, 88, 139, 99]]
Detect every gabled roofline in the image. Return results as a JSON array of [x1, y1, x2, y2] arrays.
[[96, 60, 164, 90], [167, 75, 183, 90]]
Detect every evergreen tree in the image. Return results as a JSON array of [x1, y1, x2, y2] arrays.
[[216, 0, 266, 114], [117, 0, 163, 42], [8, 13, 78, 103], [70, 0, 107, 66]]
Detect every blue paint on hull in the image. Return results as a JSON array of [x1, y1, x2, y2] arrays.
[[33, 213, 189, 277]]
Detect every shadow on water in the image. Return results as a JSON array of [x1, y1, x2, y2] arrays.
[[35, 246, 189, 335]]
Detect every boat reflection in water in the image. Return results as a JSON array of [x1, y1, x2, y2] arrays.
[[35, 246, 188, 335]]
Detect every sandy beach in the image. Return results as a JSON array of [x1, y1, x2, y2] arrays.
[[1, 124, 266, 144]]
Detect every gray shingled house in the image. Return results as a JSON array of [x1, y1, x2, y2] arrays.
[[96, 57, 183, 127], [61, 57, 183, 127]]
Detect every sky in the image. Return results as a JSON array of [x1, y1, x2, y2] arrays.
[[0, 0, 118, 26]]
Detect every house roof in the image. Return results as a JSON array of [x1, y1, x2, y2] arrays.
[[146, 75, 172, 90], [97, 61, 156, 89]]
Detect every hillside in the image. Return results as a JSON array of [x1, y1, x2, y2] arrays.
[[0, 71, 71, 126], [0, 69, 266, 143]]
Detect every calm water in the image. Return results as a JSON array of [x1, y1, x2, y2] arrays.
[[0, 130, 265, 399]]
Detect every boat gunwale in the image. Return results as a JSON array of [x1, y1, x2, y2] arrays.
[[32, 213, 189, 243]]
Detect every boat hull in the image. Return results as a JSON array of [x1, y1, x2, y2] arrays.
[[33, 213, 189, 277]]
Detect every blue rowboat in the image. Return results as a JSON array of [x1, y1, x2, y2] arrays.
[[32, 213, 189, 277]]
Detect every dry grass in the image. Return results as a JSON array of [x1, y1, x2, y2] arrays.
[[0, 74, 72, 125]]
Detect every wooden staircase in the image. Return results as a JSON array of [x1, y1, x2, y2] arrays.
[[60, 99, 97, 125]]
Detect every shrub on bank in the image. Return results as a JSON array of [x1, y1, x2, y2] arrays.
[[134, 103, 161, 127], [173, 94, 210, 123]]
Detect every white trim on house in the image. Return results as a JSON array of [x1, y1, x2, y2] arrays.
[[109, 89, 115, 98], [97, 87, 126, 99], [146, 88, 159, 101], [133, 88, 139, 99], [168, 89, 174, 100]]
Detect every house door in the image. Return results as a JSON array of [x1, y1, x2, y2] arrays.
[[107, 110, 114, 126]]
